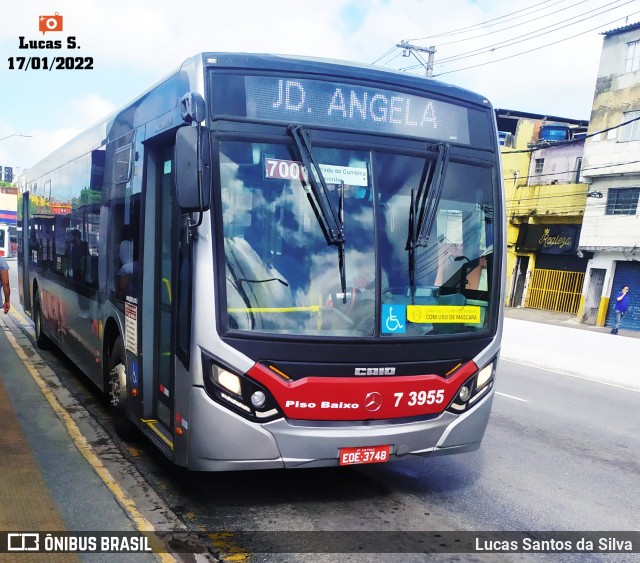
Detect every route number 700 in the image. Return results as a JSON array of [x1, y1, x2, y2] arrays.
[[394, 390, 445, 407]]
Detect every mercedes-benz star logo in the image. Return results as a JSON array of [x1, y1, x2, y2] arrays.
[[364, 392, 382, 412]]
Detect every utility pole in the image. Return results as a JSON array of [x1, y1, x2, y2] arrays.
[[396, 41, 436, 77]]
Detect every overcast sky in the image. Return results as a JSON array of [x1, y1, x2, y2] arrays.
[[1, 0, 638, 173]]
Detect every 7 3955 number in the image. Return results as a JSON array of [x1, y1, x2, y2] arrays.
[[394, 389, 445, 407]]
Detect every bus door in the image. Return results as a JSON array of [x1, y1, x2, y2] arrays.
[[139, 135, 185, 451], [141, 139, 191, 453]]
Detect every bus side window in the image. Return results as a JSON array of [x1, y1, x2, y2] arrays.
[[66, 228, 88, 282], [117, 238, 138, 299]]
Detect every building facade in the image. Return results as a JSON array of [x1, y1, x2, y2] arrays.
[[497, 110, 589, 313], [579, 22, 640, 331]]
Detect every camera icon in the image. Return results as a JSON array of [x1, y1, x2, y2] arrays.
[[39, 12, 63, 34]]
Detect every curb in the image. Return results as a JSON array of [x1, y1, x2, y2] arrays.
[[501, 318, 640, 391]]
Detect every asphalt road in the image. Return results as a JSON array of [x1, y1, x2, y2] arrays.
[[114, 358, 640, 562], [453, 359, 640, 532], [5, 258, 640, 562]]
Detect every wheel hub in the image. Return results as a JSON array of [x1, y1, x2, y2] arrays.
[[109, 363, 127, 408]]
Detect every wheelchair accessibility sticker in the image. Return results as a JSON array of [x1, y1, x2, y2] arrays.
[[382, 304, 406, 334]]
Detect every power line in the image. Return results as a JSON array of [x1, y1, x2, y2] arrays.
[[428, 0, 595, 48], [503, 159, 640, 184], [505, 191, 640, 214], [371, 46, 398, 65], [432, 9, 640, 77], [372, 2, 563, 65], [407, 0, 561, 41], [376, 0, 637, 77], [432, 0, 631, 65], [501, 115, 640, 154]]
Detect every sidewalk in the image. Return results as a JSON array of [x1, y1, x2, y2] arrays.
[[0, 311, 173, 561], [502, 306, 640, 391]]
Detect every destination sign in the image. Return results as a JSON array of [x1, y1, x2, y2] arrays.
[[243, 76, 471, 143]]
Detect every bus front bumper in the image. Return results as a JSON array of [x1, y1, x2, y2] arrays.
[[185, 385, 494, 471]]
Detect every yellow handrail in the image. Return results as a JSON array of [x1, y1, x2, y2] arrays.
[[162, 277, 172, 304], [227, 305, 321, 314]]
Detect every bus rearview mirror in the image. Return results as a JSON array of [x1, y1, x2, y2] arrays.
[[175, 126, 211, 212]]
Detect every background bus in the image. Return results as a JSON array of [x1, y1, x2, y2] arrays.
[[18, 53, 504, 471], [0, 224, 11, 257], [1, 187, 18, 257]]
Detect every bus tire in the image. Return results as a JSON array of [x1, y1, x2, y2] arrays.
[[108, 336, 136, 441], [33, 292, 51, 350]]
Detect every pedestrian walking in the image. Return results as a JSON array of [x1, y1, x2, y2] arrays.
[[0, 256, 10, 314], [610, 285, 629, 334]]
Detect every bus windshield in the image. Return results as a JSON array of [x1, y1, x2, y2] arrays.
[[220, 138, 496, 338]]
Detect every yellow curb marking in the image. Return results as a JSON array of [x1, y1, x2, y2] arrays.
[[1, 316, 176, 563]]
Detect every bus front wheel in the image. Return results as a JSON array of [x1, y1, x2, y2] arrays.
[[108, 336, 136, 441]]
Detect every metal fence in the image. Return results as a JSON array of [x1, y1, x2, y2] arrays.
[[524, 269, 585, 314]]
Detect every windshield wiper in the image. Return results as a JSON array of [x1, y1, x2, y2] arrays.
[[406, 143, 450, 292], [288, 125, 347, 302]]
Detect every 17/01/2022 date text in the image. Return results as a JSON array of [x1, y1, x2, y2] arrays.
[[8, 56, 93, 70]]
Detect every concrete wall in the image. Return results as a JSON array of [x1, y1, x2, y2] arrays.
[[527, 141, 585, 186], [580, 176, 640, 251], [580, 25, 640, 253], [582, 26, 640, 179], [512, 183, 587, 218], [502, 119, 536, 300]]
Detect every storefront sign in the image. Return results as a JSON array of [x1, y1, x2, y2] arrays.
[[515, 224, 580, 254]]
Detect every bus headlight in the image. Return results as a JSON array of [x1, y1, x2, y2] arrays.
[[446, 360, 496, 414], [212, 366, 242, 396], [476, 363, 494, 390], [203, 354, 282, 422]]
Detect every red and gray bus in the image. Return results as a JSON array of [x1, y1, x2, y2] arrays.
[[18, 53, 504, 470]]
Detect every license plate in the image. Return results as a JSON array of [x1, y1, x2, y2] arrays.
[[339, 445, 391, 466]]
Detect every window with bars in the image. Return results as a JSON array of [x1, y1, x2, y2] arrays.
[[625, 40, 640, 73], [606, 188, 640, 215], [619, 110, 640, 142], [534, 158, 544, 175]]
